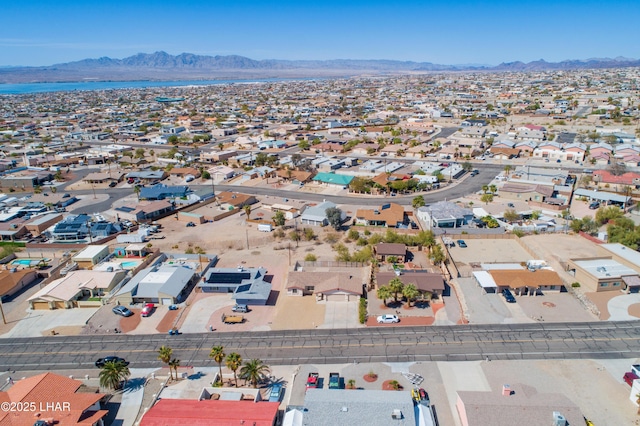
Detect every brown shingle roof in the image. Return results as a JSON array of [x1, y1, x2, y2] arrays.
[[375, 243, 407, 256], [355, 203, 405, 226], [376, 271, 445, 293], [488, 269, 563, 289], [286, 271, 363, 294]]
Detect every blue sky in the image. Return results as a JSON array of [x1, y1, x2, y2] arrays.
[[2, 0, 639, 66]]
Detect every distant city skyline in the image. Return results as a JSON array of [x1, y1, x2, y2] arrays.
[[3, 0, 639, 67]]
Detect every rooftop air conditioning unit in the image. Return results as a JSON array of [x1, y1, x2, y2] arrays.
[[391, 409, 403, 420]]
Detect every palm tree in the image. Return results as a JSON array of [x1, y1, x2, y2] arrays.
[[376, 285, 393, 307], [133, 185, 141, 200], [225, 352, 243, 387], [158, 346, 172, 376], [503, 164, 513, 178], [243, 205, 251, 220], [481, 184, 489, 194], [168, 358, 181, 381], [388, 277, 404, 303], [489, 184, 497, 194], [99, 360, 130, 391], [209, 345, 226, 385], [388, 379, 401, 390], [239, 359, 270, 388], [402, 283, 420, 307]]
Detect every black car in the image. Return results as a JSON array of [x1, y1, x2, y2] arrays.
[[109, 181, 117, 187], [112, 305, 133, 317], [95, 356, 129, 368], [502, 288, 516, 303]]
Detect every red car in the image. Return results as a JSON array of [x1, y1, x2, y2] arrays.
[[140, 303, 155, 317]]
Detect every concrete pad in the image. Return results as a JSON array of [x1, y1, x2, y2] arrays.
[[607, 293, 640, 321], [318, 301, 360, 329], [179, 294, 234, 333], [1, 307, 99, 338]]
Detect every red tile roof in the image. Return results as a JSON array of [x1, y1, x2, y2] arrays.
[[593, 170, 640, 185], [140, 399, 280, 426], [0, 373, 106, 426]]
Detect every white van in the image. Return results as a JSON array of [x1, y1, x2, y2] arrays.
[[258, 224, 273, 232]]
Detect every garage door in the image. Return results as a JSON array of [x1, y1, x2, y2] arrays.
[[161, 298, 173, 305], [32, 301, 50, 310], [53, 301, 66, 309]]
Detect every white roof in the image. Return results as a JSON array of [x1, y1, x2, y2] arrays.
[[473, 271, 498, 288], [73, 245, 108, 260], [573, 258, 637, 279], [600, 243, 640, 267]]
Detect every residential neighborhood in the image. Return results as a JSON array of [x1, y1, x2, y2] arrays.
[[1, 68, 640, 425]]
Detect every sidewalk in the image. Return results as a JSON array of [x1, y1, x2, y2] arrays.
[[113, 369, 157, 426]]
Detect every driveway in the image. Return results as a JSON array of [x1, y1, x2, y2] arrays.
[[1, 307, 99, 338], [179, 294, 235, 333], [318, 301, 360, 329], [455, 278, 511, 324], [607, 293, 640, 321]]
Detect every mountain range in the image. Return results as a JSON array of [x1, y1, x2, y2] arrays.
[[1, 51, 639, 84]]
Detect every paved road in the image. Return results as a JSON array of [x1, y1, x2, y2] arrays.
[[0, 321, 638, 372], [62, 164, 502, 212]]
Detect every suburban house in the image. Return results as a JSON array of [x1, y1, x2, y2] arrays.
[[376, 270, 446, 299], [415, 201, 473, 229], [374, 243, 407, 262], [498, 183, 555, 203], [215, 191, 257, 210], [169, 167, 200, 179], [568, 257, 640, 293], [48, 214, 123, 242], [0, 372, 108, 426], [199, 266, 271, 305], [140, 399, 280, 426], [300, 200, 344, 227], [286, 270, 364, 301], [354, 203, 406, 228], [456, 383, 583, 426], [573, 189, 631, 208], [591, 170, 640, 191], [126, 170, 167, 182], [72, 245, 111, 269], [312, 172, 354, 187], [115, 200, 175, 223], [139, 185, 189, 201], [0, 269, 38, 302], [82, 171, 124, 185], [115, 262, 199, 305], [24, 212, 63, 236], [297, 389, 417, 426], [488, 269, 564, 295], [275, 169, 313, 184], [532, 141, 562, 159], [28, 269, 127, 310]]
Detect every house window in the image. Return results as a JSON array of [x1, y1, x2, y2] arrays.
[[305, 286, 315, 291], [600, 282, 609, 287], [613, 282, 620, 287], [291, 289, 298, 294]]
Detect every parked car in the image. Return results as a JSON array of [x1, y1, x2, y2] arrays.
[[109, 181, 117, 187], [457, 240, 467, 248], [411, 388, 421, 402], [502, 289, 516, 303], [377, 314, 400, 324], [140, 303, 155, 317], [589, 201, 600, 210], [269, 383, 283, 402], [418, 388, 429, 403], [623, 372, 639, 386], [95, 356, 129, 368], [186, 222, 196, 227], [112, 305, 133, 317], [232, 304, 249, 313], [507, 203, 515, 208]]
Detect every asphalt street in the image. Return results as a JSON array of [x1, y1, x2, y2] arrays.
[[0, 321, 638, 372], [65, 164, 503, 213]]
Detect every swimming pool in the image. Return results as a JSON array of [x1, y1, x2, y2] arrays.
[[120, 261, 141, 269], [11, 258, 50, 266]]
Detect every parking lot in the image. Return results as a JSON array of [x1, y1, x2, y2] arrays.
[[448, 237, 532, 265]]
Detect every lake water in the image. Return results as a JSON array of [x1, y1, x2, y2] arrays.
[[0, 78, 310, 95]]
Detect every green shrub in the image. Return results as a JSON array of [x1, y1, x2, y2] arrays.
[[304, 253, 317, 262], [571, 282, 581, 288], [359, 298, 368, 324]]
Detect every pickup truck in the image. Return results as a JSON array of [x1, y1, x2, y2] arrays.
[[221, 313, 244, 324], [329, 372, 340, 389], [306, 372, 319, 389]]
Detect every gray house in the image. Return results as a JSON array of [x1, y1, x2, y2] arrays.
[[300, 201, 343, 226], [199, 266, 271, 305], [115, 264, 198, 305]]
